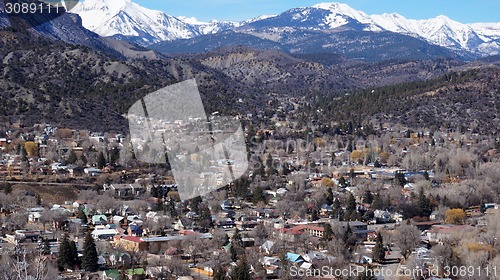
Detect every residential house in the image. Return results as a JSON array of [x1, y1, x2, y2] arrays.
[[374, 210, 391, 223], [174, 218, 195, 231], [114, 236, 148, 252], [28, 207, 45, 223], [104, 184, 146, 197], [411, 219, 442, 231], [125, 268, 146, 280], [260, 240, 276, 255], [92, 227, 118, 240], [15, 230, 41, 242], [102, 270, 120, 280], [426, 224, 475, 243], [260, 256, 281, 278], [285, 252, 305, 264], [241, 237, 255, 247], [84, 167, 102, 176], [127, 223, 143, 237], [288, 224, 325, 238], [338, 221, 373, 240], [92, 214, 108, 225]]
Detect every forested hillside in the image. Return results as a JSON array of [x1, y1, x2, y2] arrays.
[[312, 67, 500, 134]]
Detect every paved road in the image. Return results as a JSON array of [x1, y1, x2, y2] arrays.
[[3, 180, 95, 187], [378, 246, 403, 280]]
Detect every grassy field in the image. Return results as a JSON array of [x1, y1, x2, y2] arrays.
[[12, 183, 79, 204]]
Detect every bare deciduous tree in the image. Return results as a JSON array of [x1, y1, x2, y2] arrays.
[[394, 222, 421, 259]]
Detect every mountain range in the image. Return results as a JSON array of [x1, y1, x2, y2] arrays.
[[1, 0, 499, 133], [72, 0, 500, 58]]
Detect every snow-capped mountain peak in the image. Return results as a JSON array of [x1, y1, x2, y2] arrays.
[[73, 0, 198, 45], [177, 16, 242, 35], [310, 2, 381, 31], [72, 0, 500, 56], [313, 2, 370, 22], [371, 12, 489, 52], [91, 0, 130, 14]]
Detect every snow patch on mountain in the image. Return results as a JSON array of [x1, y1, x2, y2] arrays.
[[73, 0, 198, 45], [312, 2, 381, 31], [72, 0, 500, 56]]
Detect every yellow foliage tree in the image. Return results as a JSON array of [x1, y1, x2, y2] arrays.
[[24, 141, 39, 157], [445, 208, 466, 225], [379, 152, 390, 163], [350, 150, 364, 163], [56, 128, 73, 139], [465, 242, 494, 253], [321, 178, 334, 188], [313, 138, 326, 147]]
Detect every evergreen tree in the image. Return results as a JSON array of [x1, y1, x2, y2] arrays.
[[423, 171, 430, 181], [35, 193, 42, 205], [42, 239, 51, 255], [2, 183, 12, 194], [394, 171, 407, 187], [97, 151, 106, 169], [325, 188, 334, 205], [166, 198, 177, 218], [342, 224, 353, 245], [230, 257, 251, 280], [372, 232, 386, 262], [311, 208, 319, 221], [232, 228, 243, 248], [251, 186, 265, 204], [350, 168, 356, 179], [332, 199, 344, 220], [222, 233, 230, 247], [281, 161, 292, 176], [150, 186, 159, 198], [213, 266, 227, 280], [57, 235, 70, 270], [346, 193, 357, 214], [246, 125, 255, 146], [82, 231, 99, 272], [480, 203, 486, 214], [69, 240, 79, 268], [198, 204, 213, 229], [417, 189, 432, 217], [154, 199, 164, 212], [371, 193, 384, 210], [80, 154, 88, 164], [230, 244, 238, 262], [190, 196, 202, 213], [347, 141, 353, 152], [362, 189, 373, 204], [67, 150, 78, 164], [265, 153, 277, 176], [20, 146, 28, 162], [77, 208, 88, 224], [109, 148, 120, 165], [255, 157, 265, 177], [338, 176, 347, 188], [231, 176, 251, 198], [58, 235, 78, 271], [321, 223, 334, 241]]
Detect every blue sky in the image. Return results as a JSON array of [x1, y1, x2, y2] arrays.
[[136, 0, 499, 23]]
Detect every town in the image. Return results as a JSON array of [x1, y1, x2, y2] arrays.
[[0, 118, 499, 280]]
